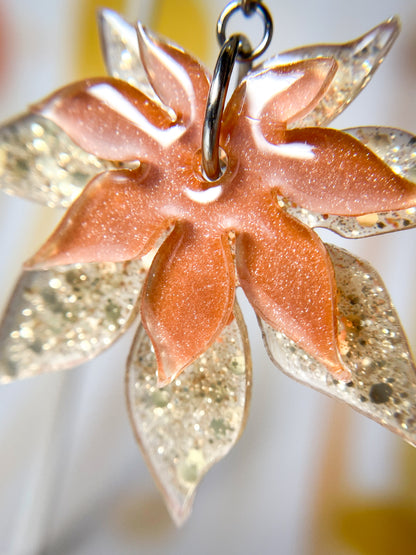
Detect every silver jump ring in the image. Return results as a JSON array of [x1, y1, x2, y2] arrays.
[[217, 1, 273, 62], [202, 35, 240, 181], [241, 0, 257, 15]]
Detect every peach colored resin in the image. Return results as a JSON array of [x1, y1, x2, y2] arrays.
[[25, 25, 416, 386]]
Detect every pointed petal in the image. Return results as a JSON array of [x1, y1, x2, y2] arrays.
[[0, 113, 115, 208], [223, 58, 336, 143], [230, 58, 336, 137], [0, 260, 145, 382], [31, 77, 181, 162], [272, 127, 416, 216], [260, 244, 416, 447], [236, 203, 349, 380], [25, 170, 170, 268], [277, 126, 416, 238], [97, 9, 158, 101], [278, 17, 400, 127], [141, 224, 235, 386], [137, 24, 210, 123], [126, 301, 251, 525]]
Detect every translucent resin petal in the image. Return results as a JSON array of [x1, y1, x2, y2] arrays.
[[260, 244, 416, 446], [0, 113, 114, 208], [137, 24, 211, 123], [0, 260, 145, 382], [126, 302, 251, 525], [276, 127, 416, 237], [32, 78, 180, 162], [278, 17, 400, 128], [142, 224, 235, 386], [269, 127, 416, 216], [224, 59, 336, 144], [26, 170, 170, 268], [236, 204, 350, 381], [98, 9, 157, 101]]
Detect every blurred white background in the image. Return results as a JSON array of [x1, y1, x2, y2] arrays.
[[0, 0, 415, 553]]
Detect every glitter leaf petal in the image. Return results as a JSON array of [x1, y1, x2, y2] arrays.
[[0, 113, 115, 208], [0, 260, 145, 383], [25, 170, 170, 269], [260, 244, 416, 446], [279, 17, 400, 128], [142, 224, 235, 387], [236, 203, 350, 380], [126, 301, 251, 526]]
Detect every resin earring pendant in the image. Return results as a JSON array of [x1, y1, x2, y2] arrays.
[[0, 2, 415, 525]]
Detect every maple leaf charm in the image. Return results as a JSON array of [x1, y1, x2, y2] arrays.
[[0, 10, 415, 524]]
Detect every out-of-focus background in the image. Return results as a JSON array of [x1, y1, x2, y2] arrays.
[[0, 0, 415, 553]]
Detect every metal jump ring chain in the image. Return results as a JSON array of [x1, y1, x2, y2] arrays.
[[241, 0, 256, 15], [202, 1, 273, 181], [217, 0, 273, 61], [202, 35, 240, 181]]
